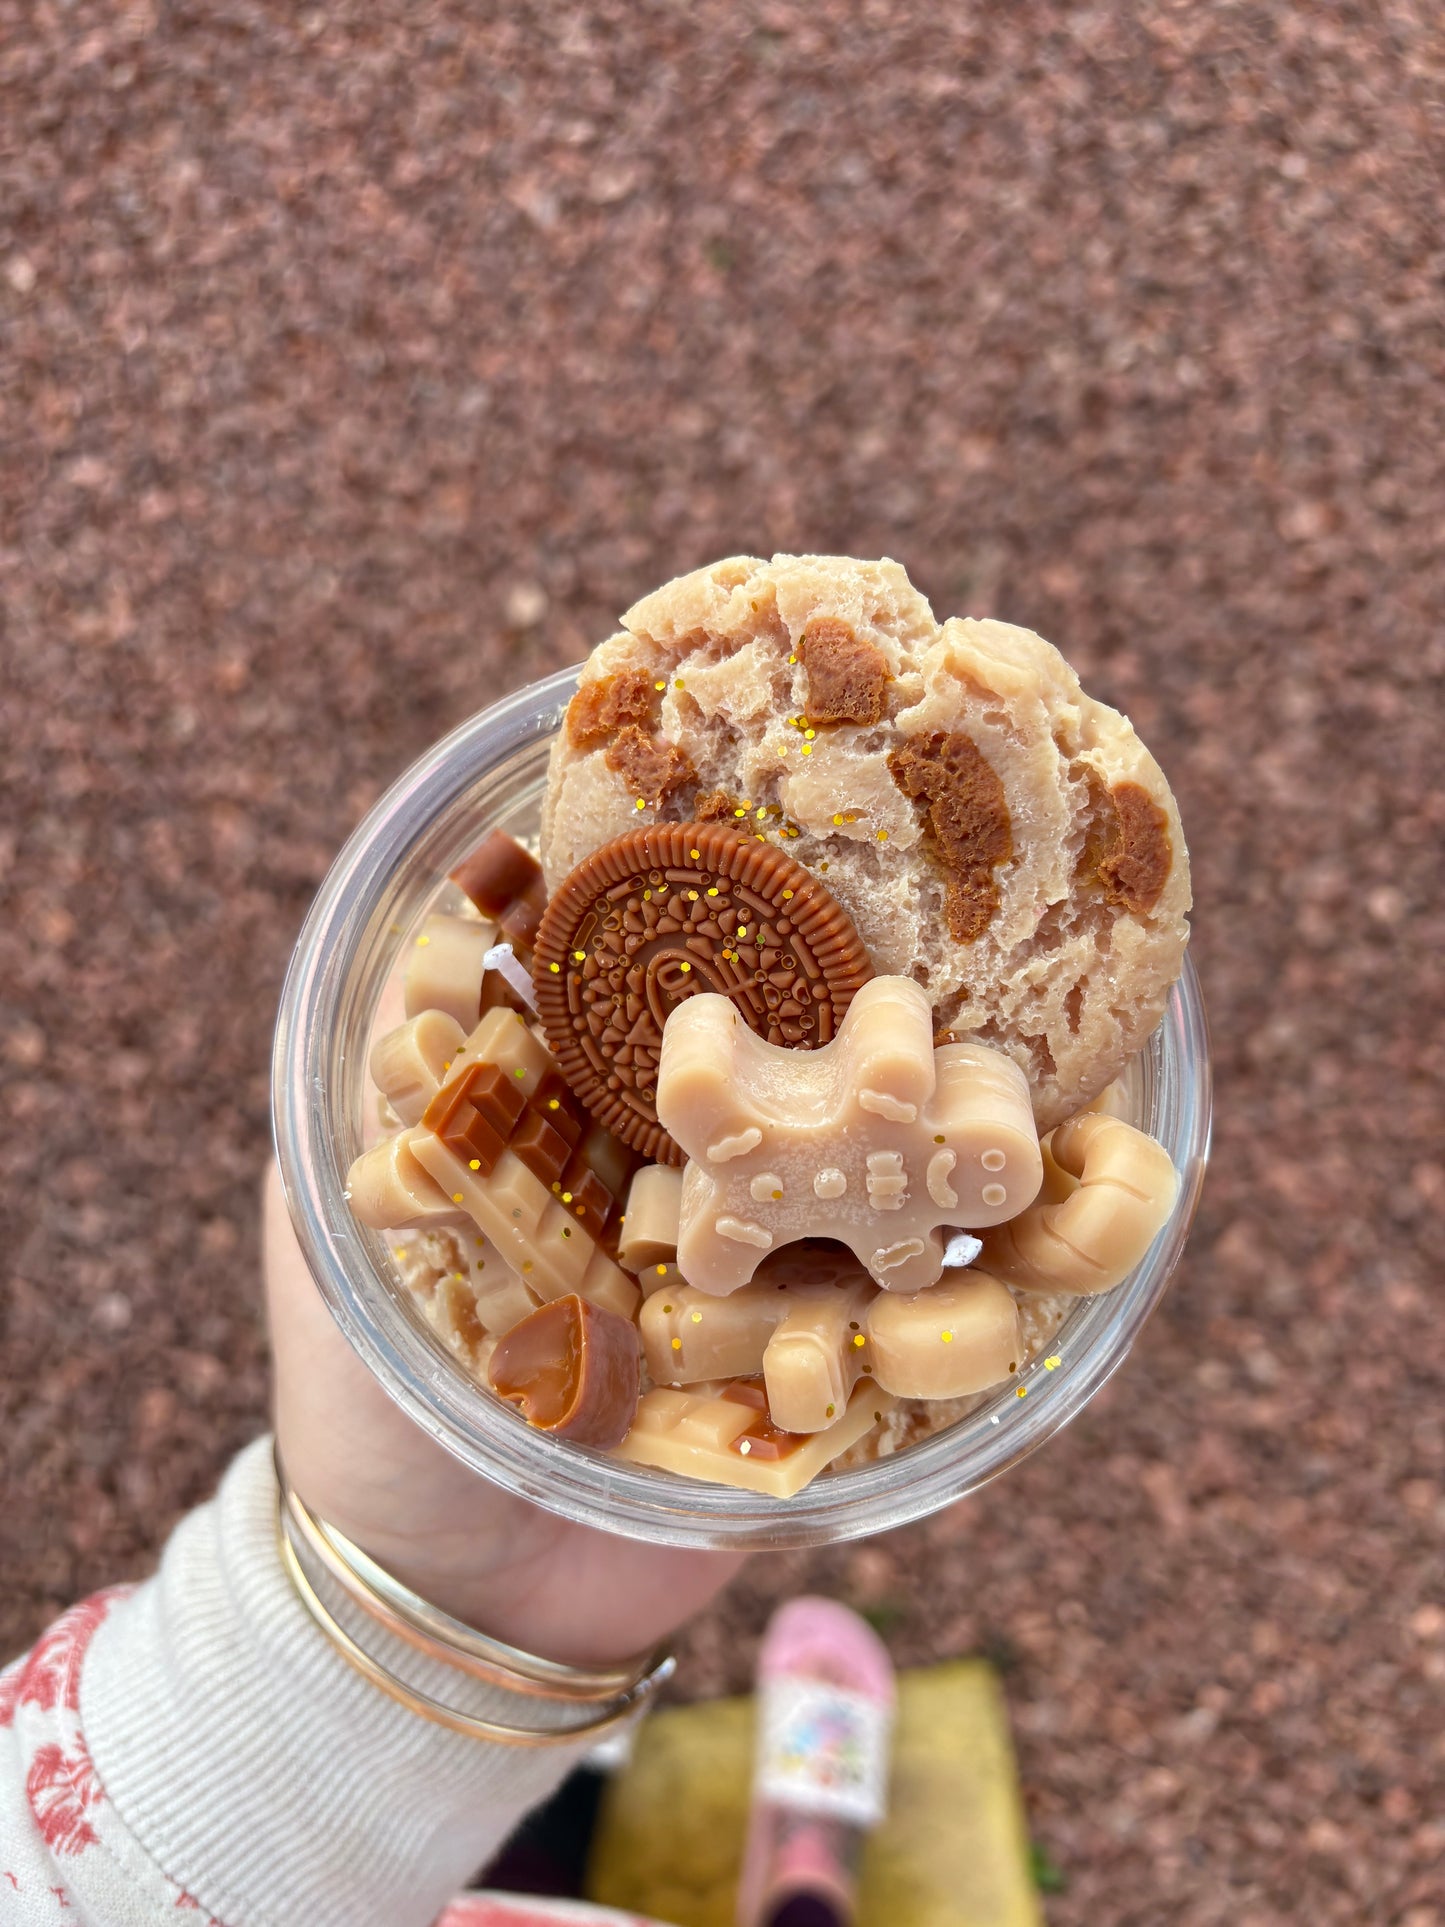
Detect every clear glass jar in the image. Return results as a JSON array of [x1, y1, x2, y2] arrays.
[[273, 665, 1211, 1551]]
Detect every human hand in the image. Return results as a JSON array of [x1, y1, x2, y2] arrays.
[[265, 1163, 746, 1667]]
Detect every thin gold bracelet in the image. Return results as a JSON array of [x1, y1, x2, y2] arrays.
[[279, 1472, 667, 1702], [274, 1464, 674, 1747]]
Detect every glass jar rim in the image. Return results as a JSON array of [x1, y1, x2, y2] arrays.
[[273, 665, 1211, 1550]]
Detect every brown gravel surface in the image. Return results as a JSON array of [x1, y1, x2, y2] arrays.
[[2, 4, 1442, 1921]]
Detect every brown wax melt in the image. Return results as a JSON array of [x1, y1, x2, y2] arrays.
[[532, 822, 875, 1163], [451, 830, 551, 965], [488, 1294, 640, 1448]]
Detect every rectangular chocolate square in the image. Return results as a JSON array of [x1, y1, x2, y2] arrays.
[[560, 1153, 613, 1234], [512, 1110, 572, 1187], [531, 1072, 584, 1150], [421, 1086, 508, 1175], [462, 1059, 527, 1137]]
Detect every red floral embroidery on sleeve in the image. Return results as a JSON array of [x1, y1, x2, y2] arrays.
[[26, 1736, 104, 1856], [17, 1591, 127, 1717]]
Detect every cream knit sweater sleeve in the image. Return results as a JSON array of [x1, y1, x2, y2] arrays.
[[0, 1436, 599, 1927]]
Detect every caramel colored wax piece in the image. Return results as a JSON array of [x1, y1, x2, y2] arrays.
[[404, 912, 496, 1031], [658, 975, 1042, 1296], [347, 1127, 466, 1231], [489, 1294, 641, 1448], [612, 1378, 893, 1498], [401, 1005, 637, 1316], [641, 1244, 875, 1400], [978, 1111, 1179, 1296], [864, 1269, 1021, 1399], [764, 1269, 876, 1433], [422, 1058, 527, 1174], [616, 1163, 684, 1274], [641, 1279, 793, 1385], [370, 1010, 466, 1126]]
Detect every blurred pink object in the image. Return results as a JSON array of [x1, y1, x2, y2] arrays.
[[736, 1598, 897, 1927]]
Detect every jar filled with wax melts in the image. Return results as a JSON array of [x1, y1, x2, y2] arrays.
[[273, 666, 1212, 1551]]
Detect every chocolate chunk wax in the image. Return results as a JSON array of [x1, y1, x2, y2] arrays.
[[489, 1294, 641, 1448]]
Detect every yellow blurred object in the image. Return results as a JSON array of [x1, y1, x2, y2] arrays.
[[586, 1659, 1043, 1927]]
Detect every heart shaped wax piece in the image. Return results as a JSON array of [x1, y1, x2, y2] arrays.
[[488, 1294, 641, 1449]]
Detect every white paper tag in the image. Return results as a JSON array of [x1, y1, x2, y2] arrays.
[[755, 1676, 892, 1825]]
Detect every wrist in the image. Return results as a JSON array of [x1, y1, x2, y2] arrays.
[[277, 1468, 674, 1743]]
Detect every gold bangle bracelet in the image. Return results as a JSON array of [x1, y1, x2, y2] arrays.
[[278, 1471, 668, 1704], [276, 1522, 663, 1747], [273, 1459, 675, 1747]]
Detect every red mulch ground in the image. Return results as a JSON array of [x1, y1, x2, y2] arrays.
[[2, 5, 1441, 1921]]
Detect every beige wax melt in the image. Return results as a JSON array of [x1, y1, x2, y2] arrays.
[[979, 1110, 1179, 1296], [369, 1009, 466, 1126], [641, 1247, 877, 1434], [763, 1270, 876, 1432], [613, 1377, 893, 1498], [864, 1269, 1021, 1399], [348, 1126, 467, 1232], [658, 975, 1042, 1296], [616, 1163, 684, 1275], [403, 913, 496, 1032], [641, 1280, 792, 1385]]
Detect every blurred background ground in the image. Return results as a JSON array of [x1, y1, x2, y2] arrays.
[[1, 4, 1442, 1921]]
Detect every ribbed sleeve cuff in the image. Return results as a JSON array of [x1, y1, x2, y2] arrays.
[[80, 1436, 592, 1927]]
